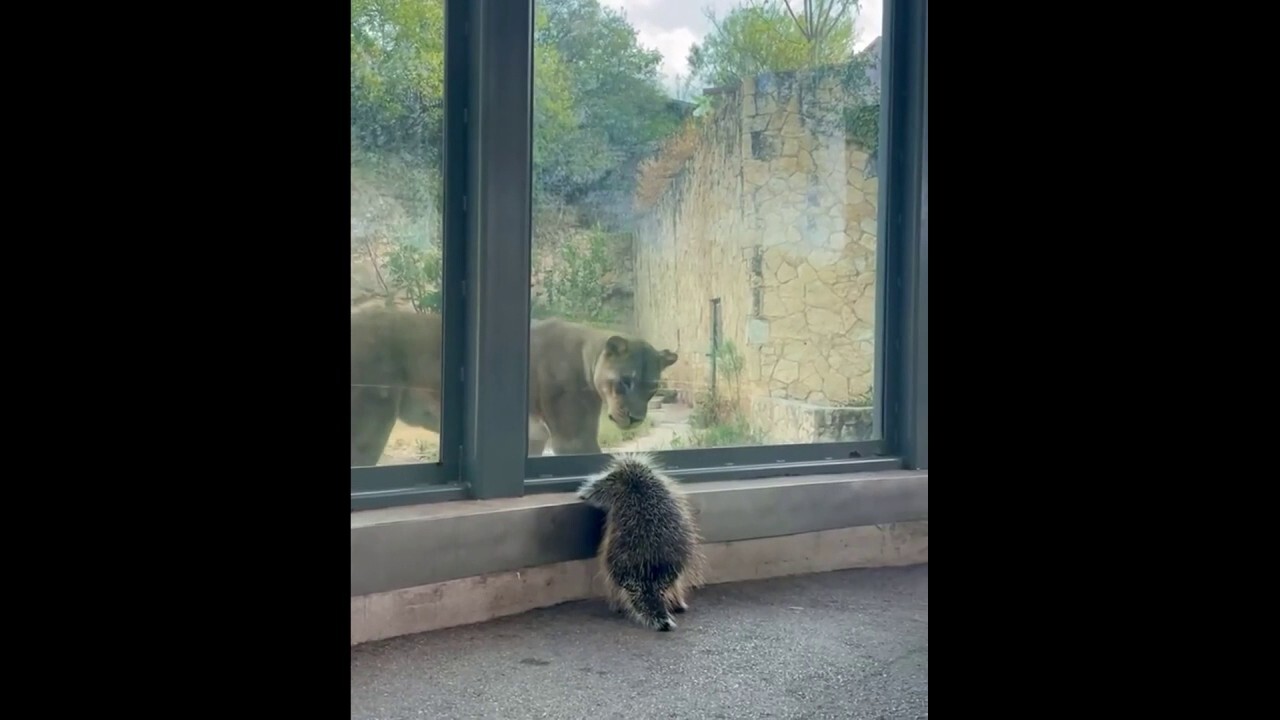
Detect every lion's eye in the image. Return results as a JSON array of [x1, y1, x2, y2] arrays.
[[618, 377, 633, 392]]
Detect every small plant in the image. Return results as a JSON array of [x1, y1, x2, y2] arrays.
[[846, 388, 874, 407], [697, 340, 747, 425], [683, 339, 767, 447], [690, 390, 738, 428], [414, 438, 439, 461], [678, 417, 766, 448], [384, 242, 443, 313], [842, 102, 880, 154]]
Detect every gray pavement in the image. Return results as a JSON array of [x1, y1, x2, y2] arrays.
[[351, 564, 929, 720]]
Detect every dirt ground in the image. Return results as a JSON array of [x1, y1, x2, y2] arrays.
[[376, 422, 441, 465], [371, 403, 694, 464]]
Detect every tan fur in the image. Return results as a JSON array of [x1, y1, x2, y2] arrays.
[[528, 319, 678, 456], [350, 308, 444, 467], [350, 309, 678, 466]]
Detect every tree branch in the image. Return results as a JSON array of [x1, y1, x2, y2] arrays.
[[781, 0, 807, 40], [364, 238, 391, 297], [821, 1, 853, 41]]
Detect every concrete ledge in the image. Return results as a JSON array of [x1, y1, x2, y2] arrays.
[[351, 470, 928, 597], [352, 520, 928, 645]]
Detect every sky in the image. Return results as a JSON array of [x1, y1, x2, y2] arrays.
[[597, 0, 883, 95]]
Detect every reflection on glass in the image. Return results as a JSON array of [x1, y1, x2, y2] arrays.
[[350, 0, 446, 467], [530, 0, 884, 456]]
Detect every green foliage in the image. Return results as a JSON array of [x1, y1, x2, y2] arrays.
[[688, 391, 738, 431], [715, 339, 747, 380], [384, 242, 443, 313], [351, 148, 442, 224], [534, 0, 685, 214], [538, 226, 620, 324], [351, 0, 446, 164], [692, 94, 715, 118], [843, 101, 880, 153], [692, 340, 746, 427], [687, 0, 859, 88], [844, 388, 874, 407], [538, 0, 681, 151], [351, 0, 685, 227], [677, 339, 766, 448], [683, 1, 877, 153], [532, 8, 614, 205], [672, 417, 767, 449]]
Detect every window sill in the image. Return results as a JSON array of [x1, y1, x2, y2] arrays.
[[351, 469, 928, 598]]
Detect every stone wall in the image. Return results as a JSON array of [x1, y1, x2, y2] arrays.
[[633, 66, 879, 443], [632, 95, 752, 403]]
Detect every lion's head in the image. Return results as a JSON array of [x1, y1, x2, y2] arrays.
[[593, 336, 678, 429]]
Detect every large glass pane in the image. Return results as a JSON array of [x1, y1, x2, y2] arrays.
[[529, 0, 885, 456], [351, 0, 447, 468]]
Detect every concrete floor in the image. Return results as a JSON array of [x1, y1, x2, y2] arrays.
[[351, 564, 928, 720]]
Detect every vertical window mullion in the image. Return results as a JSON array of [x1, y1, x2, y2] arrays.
[[461, 0, 536, 499]]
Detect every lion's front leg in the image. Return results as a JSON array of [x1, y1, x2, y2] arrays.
[[545, 397, 604, 456], [351, 387, 400, 467], [550, 435, 603, 455], [528, 416, 551, 456]]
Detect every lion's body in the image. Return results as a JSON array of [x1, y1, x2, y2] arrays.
[[350, 308, 444, 467], [350, 308, 677, 466]]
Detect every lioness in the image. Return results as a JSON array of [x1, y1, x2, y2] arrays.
[[350, 308, 444, 467], [350, 308, 678, 465], [528, 317, 678, 456]]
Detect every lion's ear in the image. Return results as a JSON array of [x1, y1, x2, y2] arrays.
[[605, 336, 629, 357], [659, 349, 678, 368]]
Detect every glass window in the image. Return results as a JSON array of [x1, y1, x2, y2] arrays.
[[350, 0, 448, 470], [529, 0, 885, 456]]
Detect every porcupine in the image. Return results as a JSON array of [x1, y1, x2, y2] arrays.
[[577, 452, 703, 631]]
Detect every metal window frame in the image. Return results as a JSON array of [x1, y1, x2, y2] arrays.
[[351, 0, 927, 510], [349, 0, 474, 510], [879, 0, 928, 471], [910, 0, 928, 470]]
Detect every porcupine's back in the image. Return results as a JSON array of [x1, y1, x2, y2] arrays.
[[595, 453, 697, 571]]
